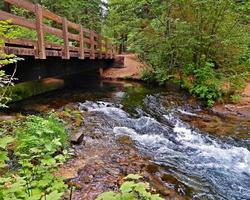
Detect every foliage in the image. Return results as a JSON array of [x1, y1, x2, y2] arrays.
[[105, 0, 250, 106], [96, 174, 163, 200], [230, 94, 241, 104], [182, 62, 223, 107], [0, 20, 21, 107], [0, 114, 70, 200]]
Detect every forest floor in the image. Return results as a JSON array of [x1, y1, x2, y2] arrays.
[[103, 54, 144, 80], [213, 83, 250, 118]]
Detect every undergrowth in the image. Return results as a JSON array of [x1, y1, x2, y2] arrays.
[[0, 114, 70, 200], [96, 174, 163, 200]]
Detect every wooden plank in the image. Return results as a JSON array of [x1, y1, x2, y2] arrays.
[[0, 11, 36, 29], [45, 42, 79, 51], [62, 17, 70, 59], [43, 25, 79, 41], [46, 49, 62, 57], [69, 52, 79, 58], [79, 25, 85, 59], [4, 46, 35, 56], [68, 32, 80, 41], [90, 31, 95, 59], [35, 3, 46, 59], [5, 38, 36, 47], [43, 8, 62, 24], [43, 25, 63, 38], [68, 21, 80, 31], [4, 0, 35, 12], [45, 42, 63, 50]]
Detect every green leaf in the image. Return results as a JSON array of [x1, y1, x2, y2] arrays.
[[120, 181, 135, 193], [0, 136, 14, 149], [96, 192, 118, 200], [134, 182, 149, 195], [124, 174, 142, 180], [46, 191, 63, 200], [41, 157, 56, 166]]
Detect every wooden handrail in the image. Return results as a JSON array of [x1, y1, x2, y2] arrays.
[[0, 0, 115, 60]]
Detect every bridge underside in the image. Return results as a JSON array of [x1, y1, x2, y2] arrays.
[[3, 56, 114, 83]]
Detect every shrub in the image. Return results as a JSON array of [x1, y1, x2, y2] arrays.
[[188, 62, 223, 107], [0, 114, 70, 200], [96, 174, 163, 200]]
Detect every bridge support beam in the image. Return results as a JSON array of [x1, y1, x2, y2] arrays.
[[3, 56, 114, 83], [99, 67, 103, 79]]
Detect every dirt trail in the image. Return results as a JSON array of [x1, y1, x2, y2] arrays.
[[103, 54, 144, 80]]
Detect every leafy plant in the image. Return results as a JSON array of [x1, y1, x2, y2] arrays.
[[105, 0, 250, 105], [0, 20, 22, 107], [0, 114, 70, 200], [230, 94, 241, 104], [182, 62, 223, 107], [96, 174, 163, 200]]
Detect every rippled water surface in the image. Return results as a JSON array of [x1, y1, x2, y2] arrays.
[[6, 80, 250, 199]]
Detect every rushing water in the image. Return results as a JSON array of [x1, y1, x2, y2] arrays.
[[5, 80, 250, 199]]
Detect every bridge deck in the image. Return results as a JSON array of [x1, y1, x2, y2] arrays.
[[0, 0, 115, 60]]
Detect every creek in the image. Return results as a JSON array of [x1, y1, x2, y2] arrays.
[[3, 79, 250, 199]]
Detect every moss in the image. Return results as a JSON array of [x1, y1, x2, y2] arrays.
[[6, 79, 64, 102]]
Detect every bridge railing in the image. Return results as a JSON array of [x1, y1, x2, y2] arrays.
[[0, 0, 115, 60]]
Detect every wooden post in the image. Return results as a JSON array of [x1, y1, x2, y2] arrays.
[[111, 44, 114, 59], [105, 37, 108, 59], [98, 35, 102, 59], [35, 3, 46, 59], [90, 31, 95, 59], [62, 17, 70, 59], [79, 25, 85, 59], [3, 2, 10, 12], [99, 67, 103, 79]]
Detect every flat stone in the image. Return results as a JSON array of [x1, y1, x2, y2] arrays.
[[71, 131, 84, 144]]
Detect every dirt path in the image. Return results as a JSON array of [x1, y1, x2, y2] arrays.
[[103, 54, 144, 80], [213, 83, 250, 118]]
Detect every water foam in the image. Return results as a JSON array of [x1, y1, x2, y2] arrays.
[[80, 100, 250, 199]]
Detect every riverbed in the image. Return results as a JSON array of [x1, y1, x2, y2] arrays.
[[2, 80, 250, 200]]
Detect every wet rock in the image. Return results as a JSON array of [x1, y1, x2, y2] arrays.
[[146, 163, 159, 174], [161, 174, 179, 185], [82, 176, 91, 184], [117, 135, 134, 146], [149, 175, 172, 196], [71, 131, 84, 145]]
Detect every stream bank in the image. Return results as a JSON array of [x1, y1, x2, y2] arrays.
[[1, 79, 250, 199], [103, 54, 250, 118]]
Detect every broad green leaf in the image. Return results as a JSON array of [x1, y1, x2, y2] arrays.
[[124, 174, 142, 180], [0, 136, 14, 149], [46, 191, 63, 200], [95, 192, 118, 200], [120, 181, 135, 193]]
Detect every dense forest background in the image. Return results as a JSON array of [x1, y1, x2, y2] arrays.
[[0, 0, 249, 106], [104, 0, 250, 106]]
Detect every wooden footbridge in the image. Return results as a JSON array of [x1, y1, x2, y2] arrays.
[[0, 0, 115, 60]]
